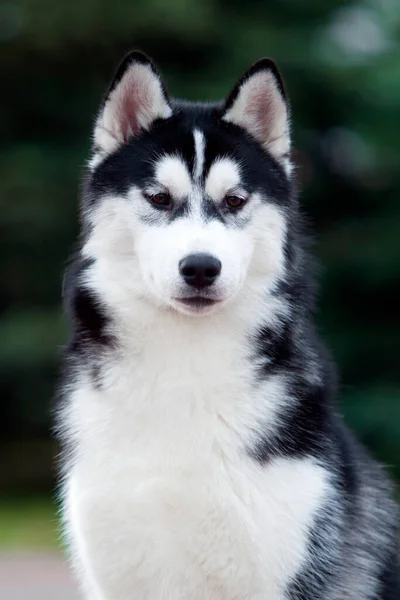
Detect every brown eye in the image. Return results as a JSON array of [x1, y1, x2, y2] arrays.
[[150, 192, 172, 208], [225, 195, 247, 210]]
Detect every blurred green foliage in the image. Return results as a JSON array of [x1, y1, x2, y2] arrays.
[[1, 0, 399, 487], [0, 495, 59, 549]]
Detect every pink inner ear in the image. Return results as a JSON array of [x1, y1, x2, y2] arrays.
[[96, 62, 170, 153], [118, 81, 148, 142], [115, 78, 152, 142], [248, 84, 281, 138]]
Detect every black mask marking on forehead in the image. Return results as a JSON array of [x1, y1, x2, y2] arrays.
[[88, 104, 291, 210]]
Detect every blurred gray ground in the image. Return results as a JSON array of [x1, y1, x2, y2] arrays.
[[0, 554, 79, 600]]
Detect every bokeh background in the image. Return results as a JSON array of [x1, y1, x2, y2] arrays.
[[1, 0, 399, 592]]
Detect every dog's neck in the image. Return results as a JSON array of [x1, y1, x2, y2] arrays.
[[67, 248, 333, 463]]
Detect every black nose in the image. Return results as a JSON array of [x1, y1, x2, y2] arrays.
[[179, 253, 222, 289]]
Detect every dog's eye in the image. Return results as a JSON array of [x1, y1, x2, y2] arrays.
[[149, 193, 172, 209], [224, 195, 247, 210]]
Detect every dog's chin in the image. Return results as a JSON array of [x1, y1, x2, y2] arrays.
[[170, 295, 226, 317]]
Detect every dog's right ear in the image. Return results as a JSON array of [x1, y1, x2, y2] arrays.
[[92, 51, 172, 161]]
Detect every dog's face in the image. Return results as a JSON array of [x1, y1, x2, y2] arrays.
[[84, 53, 292, 317]]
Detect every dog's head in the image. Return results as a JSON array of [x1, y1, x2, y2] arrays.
[[83, 51, 293, 317]]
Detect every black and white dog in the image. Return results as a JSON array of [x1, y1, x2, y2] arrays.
[[57, 51, 399, 599]]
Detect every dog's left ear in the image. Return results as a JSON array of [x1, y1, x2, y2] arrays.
[[92, 51, 172, 158], [222, 59, 291, 172]]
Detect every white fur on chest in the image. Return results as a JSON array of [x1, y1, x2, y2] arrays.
[[63, 314, 330, 600]]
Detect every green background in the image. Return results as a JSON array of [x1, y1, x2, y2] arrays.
[[1, 0, 399, 547]]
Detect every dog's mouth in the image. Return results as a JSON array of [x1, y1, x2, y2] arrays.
[[172, 295, 225, 314], [177, 296, 218, 308], [175, 296, 220, 308]]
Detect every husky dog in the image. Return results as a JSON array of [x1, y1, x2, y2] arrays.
[[57, 51, 399, 600]]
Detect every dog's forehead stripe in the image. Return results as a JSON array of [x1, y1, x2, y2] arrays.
[[205, 158, 241, 201], [193, 129, 205, 181], [154, 155, 192, 199]]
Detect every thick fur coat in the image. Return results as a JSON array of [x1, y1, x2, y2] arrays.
[[56, 52, 400, 600]]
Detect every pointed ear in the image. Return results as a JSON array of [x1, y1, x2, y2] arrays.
[[92, 51, 172, 158], [222, 59, 291, 172]]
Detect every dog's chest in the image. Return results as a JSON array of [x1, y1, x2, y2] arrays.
[[69, 440, 327, 600], [66, 330, 329, 599]]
